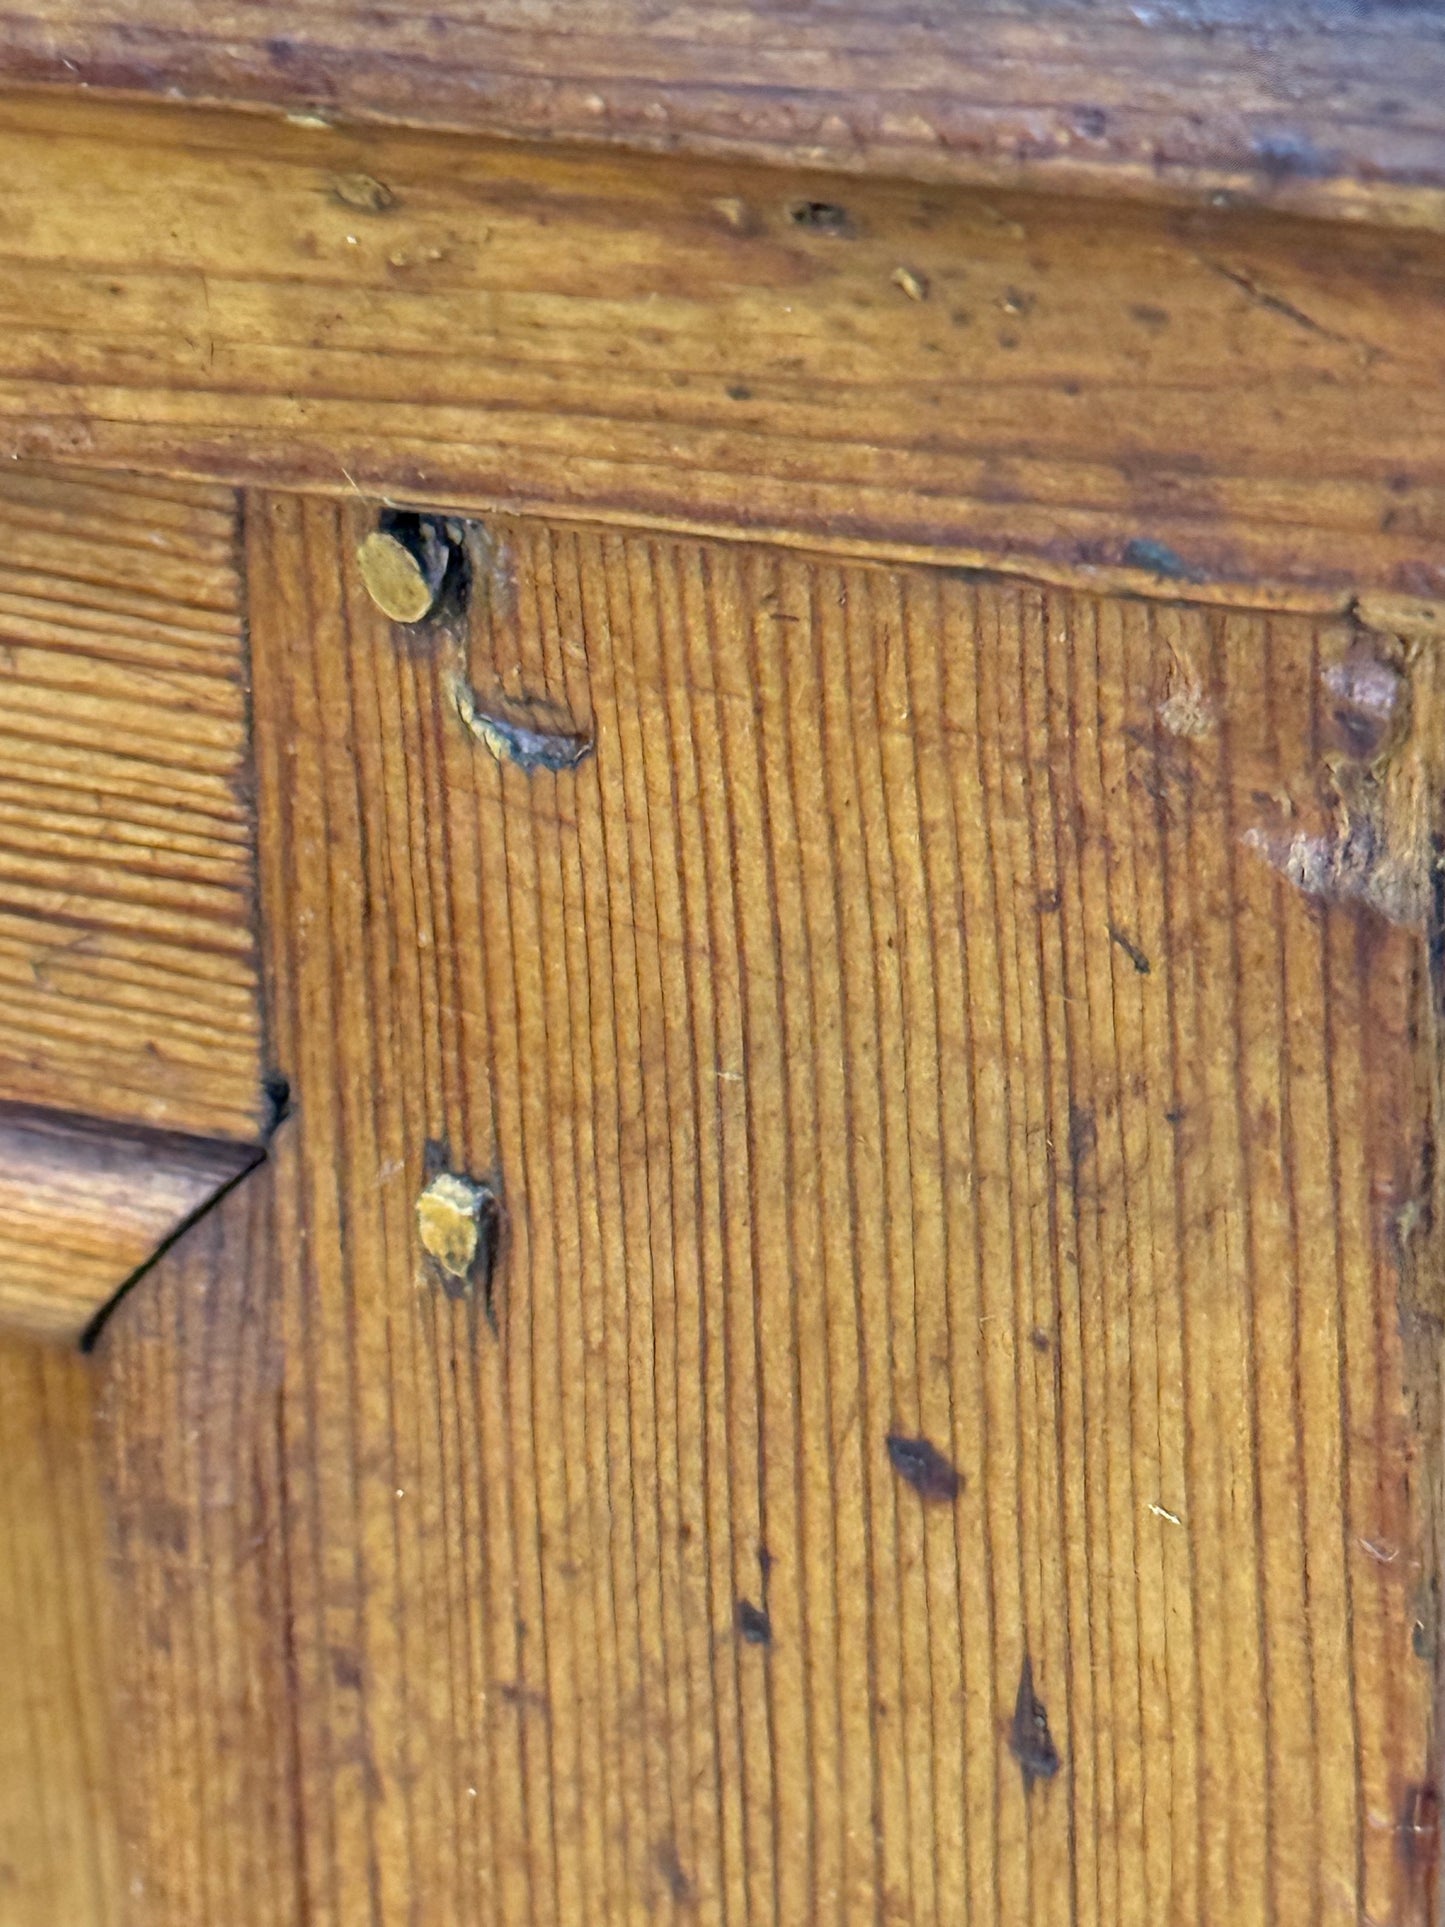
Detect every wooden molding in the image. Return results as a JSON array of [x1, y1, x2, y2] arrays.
[[0, 1108, 258, 1341], [3, 3, 1445, 230], [4, 95, 1445, 611], [0, 463, 265, 1339]]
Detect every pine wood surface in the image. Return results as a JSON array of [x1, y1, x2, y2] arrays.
[[5, 1, 1445, 230], [0, 1109, 256, 1341], [0, 462, 260, 1140], [0, 461, 264, 1338], [0, 1336, 118, 1925], [94, 494, 1441, 1924], [10, 96, 1445, 608]]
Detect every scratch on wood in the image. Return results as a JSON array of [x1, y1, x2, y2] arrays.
[[1204, 259, 1362, 349], [1108, 922, 1151, 974], [452, 672, 593, 773]]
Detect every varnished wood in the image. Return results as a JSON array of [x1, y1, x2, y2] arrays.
[[95, 495, 1439, 1923], [10, 97, 1445, 607], [5, 2, 1445, 230], [0, 462, 260, 1137], [0, 1109, 255, 1340], [0, 1336, 117, 1923], [0, 462, 265, 1337]]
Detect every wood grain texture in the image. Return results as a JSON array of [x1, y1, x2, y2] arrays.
[[0, 461, 261, 1140], [95, 495, 1440, 1924], [0, 1108, 256, 1340], [0, 1336, 118, 1925], [5, 1, 1445, 230], [11, 98, 1445, 610]]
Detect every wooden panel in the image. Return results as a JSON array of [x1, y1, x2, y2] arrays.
[[0, 1109, 256, 1341], [95, 1163, 299, 1924], [95, 496, 1440, 1923], [10, 100, 1445, 610], [4, 1, 1445, 229], [0, 1336, 118, 1925], [0, 461, 261, 1140]]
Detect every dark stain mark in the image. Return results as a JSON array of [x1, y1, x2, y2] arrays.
[[262, 1068, 292, 1132], [736, 1598, 773, 1646], [1030, 1328, 1052, 1354], [454, 679, 593, 773], [1251, 130, 1336, 182], [757, 1541, 775, 1579], [887, 1433, 962, 1503], [653, 1839, 693, 1905], [1000, 286, 1036, 316], [497, 1679, 551, 1718], [726, 382, 753, 400], [1009, 1653, 1061, 1790], [1323, 652, 1407, 763], [1037, 886, 1062, 914], [1129, 303, 1170, 331], [788, 199, 853, 237], [1067, 1103, 1097, 1179], [1398, 1782, 1440, 1885], [330, 1646, 363, 1691], [1164, 1106, 1185, 1126], [1108, 923, 1152, 974], [1121, 537, 1206, 585], [1073, 105, 1108, 139]]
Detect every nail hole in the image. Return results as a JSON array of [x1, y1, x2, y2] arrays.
[[787, 199, 853, 236]]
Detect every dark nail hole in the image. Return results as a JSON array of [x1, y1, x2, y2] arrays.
[[262, 1069, 292, 1133], [1009, 1653, 1061, 1790], [788, 199, 853, 236], [736, 1598, 772, 1646]]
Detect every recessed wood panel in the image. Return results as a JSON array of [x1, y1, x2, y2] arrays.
[[96, 498, 1439, 1923]]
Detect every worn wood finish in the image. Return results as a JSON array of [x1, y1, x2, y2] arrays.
[[0, 1108, 256, 1340], [0, 461, 260, 1139], [95, 494, 1439, 1923], [10, 99, 1445, 610], [0, 1336, 118, 1924], [97, 1158, 299, 1925], [6, 2, 1445, 230], [0, 461, 265, 1337]]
